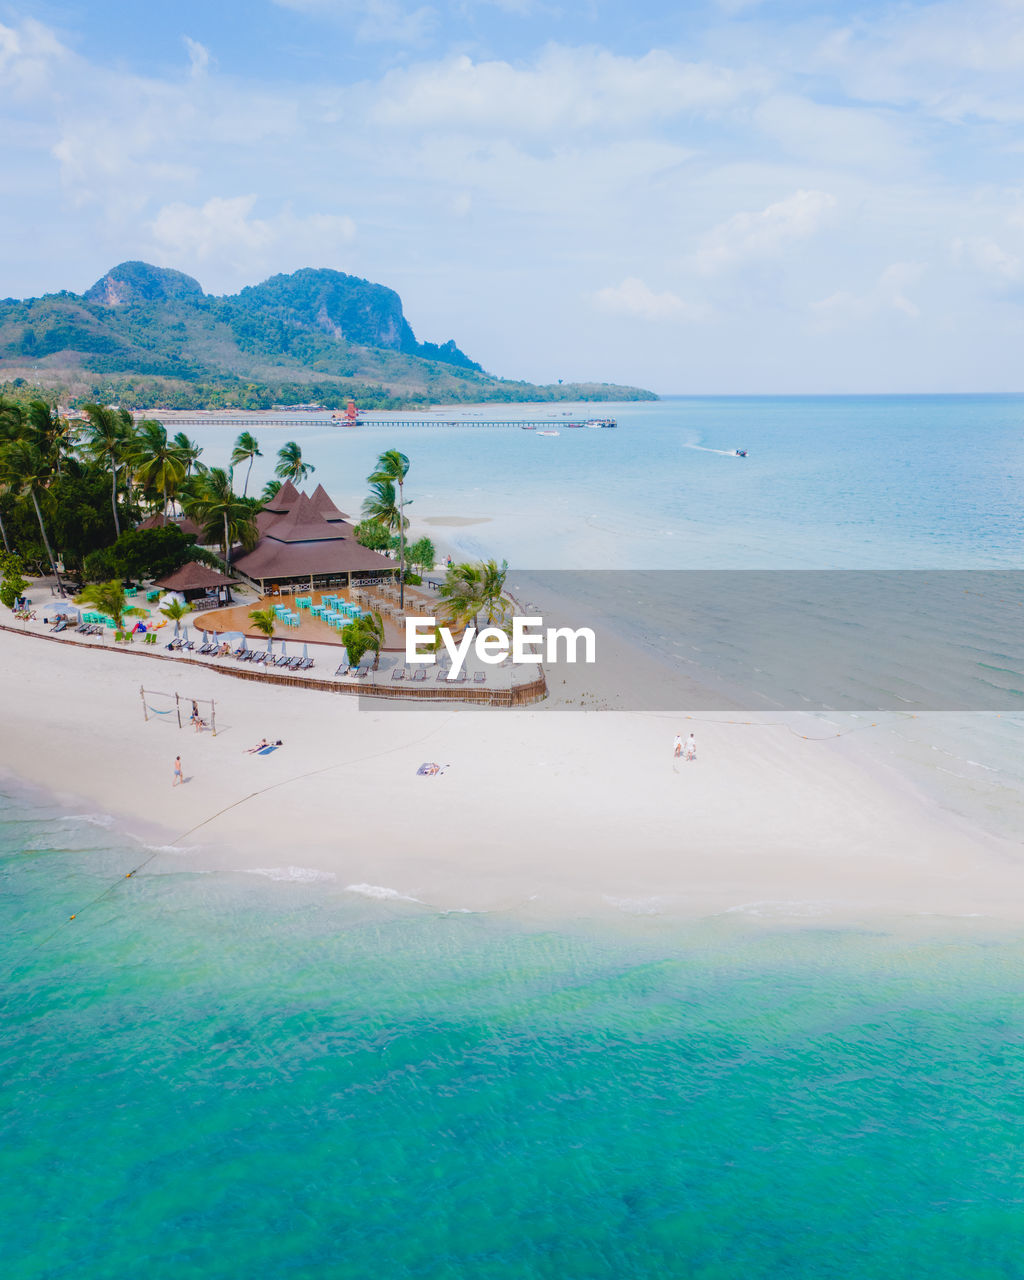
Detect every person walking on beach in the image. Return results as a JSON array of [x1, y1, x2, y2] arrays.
[[173, 755, 183, 787], [674, 733, 683, 759], [684, 733, 697, 762]]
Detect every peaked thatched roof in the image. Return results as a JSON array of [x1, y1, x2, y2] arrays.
[[154, 561, 238, 591]]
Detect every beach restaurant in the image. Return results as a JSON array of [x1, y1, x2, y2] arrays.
[[154, 561, 239, 607], [232, 480, 398, 595]]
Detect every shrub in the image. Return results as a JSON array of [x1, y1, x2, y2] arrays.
[[354, 520, 391, 552]]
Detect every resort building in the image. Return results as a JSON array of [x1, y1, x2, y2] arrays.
[[154, 561, 239, 608], [233, 481, 397, 594]]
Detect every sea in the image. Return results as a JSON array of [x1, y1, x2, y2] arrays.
[[3, 395, 1024, 1277]]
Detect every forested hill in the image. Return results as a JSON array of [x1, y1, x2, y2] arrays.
[[0, 262, 656, 410]]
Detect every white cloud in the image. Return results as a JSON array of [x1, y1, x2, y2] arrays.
[[695, 189, 836, 275], [811, 262, 926, 328], [150, 196, 356, 275], [592, 278, 703, 322], [952, 235, 1023, 283], [0, 17, 67, 100], [184, 37, 211, 79], [372, 45, 757, 135], [271, 0, 436, 43]]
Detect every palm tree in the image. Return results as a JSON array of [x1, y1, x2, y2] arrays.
[[261, 478, 282, 505], [181, 467, 257, 568], [159, 596, 192, 637], [26, 401, 76, 476], [361, 479, 410, 608], [82, 403, 133, 537], [439, 561, 485, 633], [368, 450, 411, 608], [231, 432, 262, 498], [342, 609, 385, 669], [77, 580, 146, 631], [274, 440, 314, 483], [0, 439, 64, 593], [172, 432, 203, 478], [479, 558, 512, 627], [131, 420, 187, 523], [249, 606, 277, 650]]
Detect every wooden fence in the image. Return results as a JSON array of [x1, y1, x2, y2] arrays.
[[0, 622, 548, 707]]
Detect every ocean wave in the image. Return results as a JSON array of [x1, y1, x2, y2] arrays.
[[603, 894, 666, 915], [345, 882, 422, 903], [724, 900, 833, 918], [246, 866, 337, 884], [63, 813, 116, 828]]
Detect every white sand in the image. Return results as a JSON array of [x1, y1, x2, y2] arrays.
[[1, 622, 1021, 925]]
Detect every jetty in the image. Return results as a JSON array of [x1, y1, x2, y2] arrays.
[[151, 417, 616, 429]]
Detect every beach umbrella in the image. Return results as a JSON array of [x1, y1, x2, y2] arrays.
[[280, 641, 287, 656], [240, 634, 247, 651], [267, 633, 274, 653], [302, 642, 308, 661]]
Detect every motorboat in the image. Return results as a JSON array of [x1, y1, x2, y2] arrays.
[[585, 418, 617, 428], [537, 430, 560, 437], [735, 448, 748, 457]]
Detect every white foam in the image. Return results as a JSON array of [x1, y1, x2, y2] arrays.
[[63, 813, 115, 828], [724, 899, 833, 918], [246, 865, 337, 883], [344, 882, 422, 903], [603, 894, 666, 916]]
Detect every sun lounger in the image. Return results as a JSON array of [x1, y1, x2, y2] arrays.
[[412, 667, 427, 681], [355, 666, 369, 679], [392, 667, 405, 680], [473, 670, 486, 683]]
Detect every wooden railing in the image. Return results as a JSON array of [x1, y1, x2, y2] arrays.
[[0, 621, 548, 707]]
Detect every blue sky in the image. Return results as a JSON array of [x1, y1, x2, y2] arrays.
[[3, 0, 1024, 392]]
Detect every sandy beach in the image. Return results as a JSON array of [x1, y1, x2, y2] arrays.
[[1, 621, 1019, 925]]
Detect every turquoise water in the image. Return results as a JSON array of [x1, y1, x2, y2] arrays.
[[4, 790, 1024, 1278], [186, 394, 1024, 569], [7, 398, 1024, 1274]]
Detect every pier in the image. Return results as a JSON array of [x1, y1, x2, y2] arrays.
[[147, 416, 615, 429]]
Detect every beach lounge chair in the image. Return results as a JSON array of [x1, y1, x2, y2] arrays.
[[473, 670, 486, 684], [301, 657, 314, 671], [455, 669, 468, 683], [392, 667, 405, 680], [287, 656, 303, 670], [412, 667, 427, 682], [355, 666, 369, 679]]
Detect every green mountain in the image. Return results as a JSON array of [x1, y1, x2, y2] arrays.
[[0, 262, 655, 410]]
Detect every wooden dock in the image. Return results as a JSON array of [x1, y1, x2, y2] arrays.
[[147, 417, 614, 429]]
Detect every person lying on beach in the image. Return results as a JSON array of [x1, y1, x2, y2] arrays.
[[246, 739, 270, 754]]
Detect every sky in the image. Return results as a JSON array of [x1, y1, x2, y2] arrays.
[[3, 0, 1024, 393]]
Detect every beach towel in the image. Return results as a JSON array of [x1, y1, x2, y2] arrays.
[[257, 745, 280, 756], [416, 762, 448, 776]]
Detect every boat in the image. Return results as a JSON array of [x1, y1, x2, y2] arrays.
[[735, 449, 748, 457], [537, 430, 560, 437], [585, 418, 617, 428], [521, 424, 536, 431], [565, 422, 584, 428]]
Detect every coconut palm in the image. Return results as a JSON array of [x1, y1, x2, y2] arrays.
[[77, 580, 146, 631], [0, 438, 64, 592], [368, 450, 411, 607], [479, 558, 513, 627], [439, 562, 484, 632], [131, 420, 188, 523], [274, 440, 314, 483], [260, 478, 282, 505], [82, 403, 134, 537], [249, 606, 277, 650], [172, 432, 203, 478], [341, 609, 385, 670], [181, 467, 257, 568], [26, 401, 76, 475], [159, 596, 192, 637], [231, 432, 262, 498], [361, 479, 409, 611]]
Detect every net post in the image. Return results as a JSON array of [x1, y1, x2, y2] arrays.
[[175, 692, 182, 729], [211, 699, 217, 737], [141, 685, 148, 722]]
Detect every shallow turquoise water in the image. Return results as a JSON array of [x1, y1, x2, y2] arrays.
[[186, 394, 1024, 569], [5, 791, 1024, 1279]]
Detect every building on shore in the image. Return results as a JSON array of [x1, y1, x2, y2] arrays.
[[233, 482, 397, 594], [154, 561, 239, 607]]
